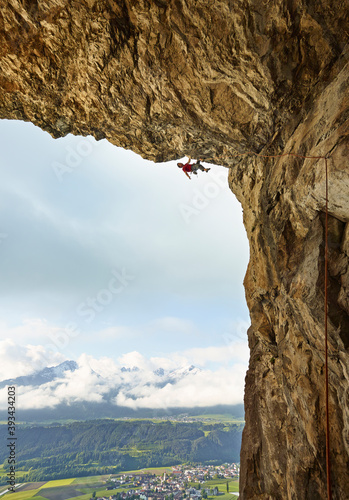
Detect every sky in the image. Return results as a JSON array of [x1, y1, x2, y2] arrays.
[[0, 119, 250, 410]]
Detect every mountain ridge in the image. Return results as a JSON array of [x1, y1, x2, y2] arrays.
[[0, 360, 79, 389], [0, 360, 202, 390], [0, 360, 212, 422]]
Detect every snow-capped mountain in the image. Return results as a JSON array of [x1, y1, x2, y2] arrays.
[[0, 360, 78, 389], [0, 361, 200, 391], [167, 364, 201, 380], [0, 359, 244, 422]]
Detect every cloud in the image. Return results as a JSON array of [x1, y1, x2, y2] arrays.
[[0, 342, 248, 411], [52, 363, 109, 403], [113, 341, 249, 409], [0, 354, 112, 410], [115, 366, 246, 409], [179, 342, 249, 367], [81, 353, 123, 380], [0, 318, 56, 344], [10, 367, 106, 410], [0, 338, 65, 380], [117, 351, 150, 370]]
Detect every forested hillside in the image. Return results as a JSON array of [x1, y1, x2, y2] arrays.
[[0, 420, 242, 483]]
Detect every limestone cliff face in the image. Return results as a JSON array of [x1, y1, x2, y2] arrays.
[[1, 1, 348, 498]]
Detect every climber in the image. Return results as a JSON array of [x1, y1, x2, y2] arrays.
[[177, 157, 210, 180]]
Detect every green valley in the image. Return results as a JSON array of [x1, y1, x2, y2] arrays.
[[0, 420, 242, 484]]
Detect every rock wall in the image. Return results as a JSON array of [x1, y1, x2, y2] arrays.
[[1, 1, 348, 498]]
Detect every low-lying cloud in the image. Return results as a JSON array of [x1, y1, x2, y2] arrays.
[[115, 365, 246, 409], [0, 340, 248, 410]]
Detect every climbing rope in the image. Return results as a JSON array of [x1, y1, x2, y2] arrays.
[[251, 151, 332, 499], [209, 149, 332, 498], [247, 151, 332, 499], [250, 151, 332, 499], [324, 157, 332, 500]]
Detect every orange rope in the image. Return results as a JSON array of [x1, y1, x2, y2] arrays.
[[324, 157, 332, 500], [216, 149, 332, 497], [250, 151, 332, 498]]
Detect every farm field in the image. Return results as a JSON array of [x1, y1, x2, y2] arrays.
[[1, 479, 81, 500], [205, 479, 238, 487], [1, 488, 42, 500], [44, 480, 76, 488], [119, 467, 173, 475], [15, 484, 47, 492], [190, 479, 239, 494], [71, 477, 109, 485], [193, 415, 245, 424], [38, 486, 83, 500], [0, 475, 133, 500]]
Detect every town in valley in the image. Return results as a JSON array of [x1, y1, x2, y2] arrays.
[[100, 463, 240, 500]]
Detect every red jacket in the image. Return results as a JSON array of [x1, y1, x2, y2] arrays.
[[182, 163, 192, 173]]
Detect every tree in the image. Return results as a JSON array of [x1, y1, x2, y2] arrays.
[[226, 481, 229, 493]]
